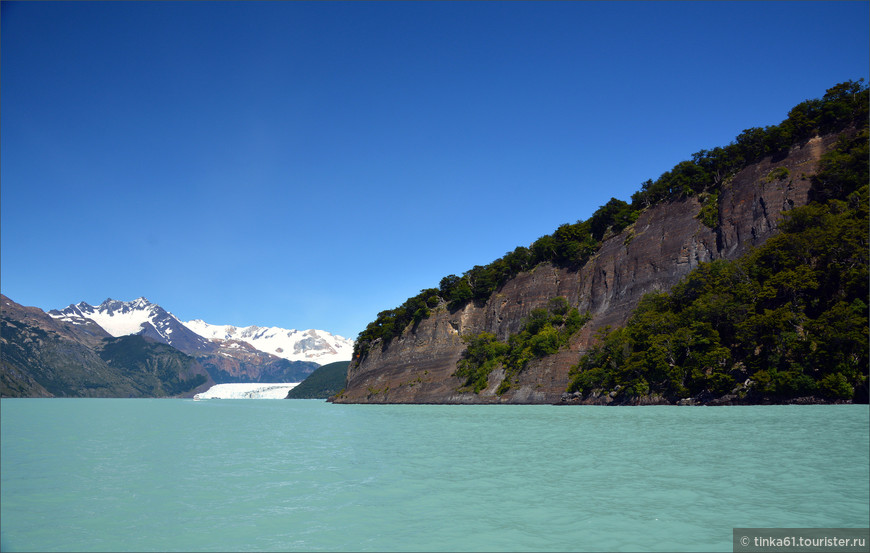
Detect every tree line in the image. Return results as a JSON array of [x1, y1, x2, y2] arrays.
[[568, 126, 869, 403], [352, 80, 868, 365]]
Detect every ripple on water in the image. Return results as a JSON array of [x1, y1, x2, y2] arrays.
[[1, 401, 867, 552]]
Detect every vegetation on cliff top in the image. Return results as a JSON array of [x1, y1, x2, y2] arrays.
[[352, 80, 868, 365], [568, 127, 869, 404]]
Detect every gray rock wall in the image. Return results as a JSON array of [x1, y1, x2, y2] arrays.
[[336, 133, 841, 404]]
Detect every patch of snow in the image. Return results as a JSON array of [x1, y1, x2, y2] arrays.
[[48, 298, 354, 365], [183, 320, 353, 364], [76, 305, 151, 337]]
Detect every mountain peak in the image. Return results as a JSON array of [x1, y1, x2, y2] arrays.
[[96, 297, 155, 313], [48, 297, 354, 365], [49, 297, 212, 353], [182, 319, 353, 364]]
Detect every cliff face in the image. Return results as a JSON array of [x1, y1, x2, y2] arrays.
[[335, 133, 842, 404]]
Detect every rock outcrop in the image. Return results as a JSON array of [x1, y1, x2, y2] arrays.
[[334, 132, 843, 404]]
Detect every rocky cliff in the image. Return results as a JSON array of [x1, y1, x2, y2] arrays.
[[334, 133, 843, 404]]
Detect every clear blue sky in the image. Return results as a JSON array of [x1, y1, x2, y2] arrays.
[[2, 1, 868, 339]]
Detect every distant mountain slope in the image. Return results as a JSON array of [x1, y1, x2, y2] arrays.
[[50, 298, 215, 353], [1, 295, 213, 398], [196, 341, 317, 384], [285, 361, 350, 399], [183, 320, 354, 365], [50, 298, 354, 366], [48, 297, 346, 383], [98, 335, 210, 397]]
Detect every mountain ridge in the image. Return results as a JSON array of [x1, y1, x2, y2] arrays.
[[1, 295, 214, 398], [182, 318, 353, 364], [49, 297, 353, 367], [50, 297, 215, 354], [2, 295, 354, 396]]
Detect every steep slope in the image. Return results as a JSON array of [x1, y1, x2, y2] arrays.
[[48, 297, 330, 383], [50, 298, 215, 353], [285, 361, 350, 399], [98, 335, 211, 397], [6, 294, 112, 347], [195, 340, 318, 384], [1, 296, 214, 398], [49, 298, 355, 366], [333, 129, 851, 404], [561, 128, 868, 406]]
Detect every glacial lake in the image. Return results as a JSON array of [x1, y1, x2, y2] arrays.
[[1, 399, 868, 552]]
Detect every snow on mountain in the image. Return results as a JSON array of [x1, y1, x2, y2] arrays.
[[49, 297, 214, 353], [50, 297, 153, 337], [48, 297, 354, 366], [183, 319, 354, 365]]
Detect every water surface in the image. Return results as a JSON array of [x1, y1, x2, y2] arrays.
[[2, 400, 867, 552]]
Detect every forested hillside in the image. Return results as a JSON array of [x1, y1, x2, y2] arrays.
[[567, 126, 868, 404], [352, 81, 869, 369], [285, 361, 350, 399], [338, 80, 868, 405]]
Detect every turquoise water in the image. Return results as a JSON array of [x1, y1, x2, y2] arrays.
[[1, 400, 867, 552]]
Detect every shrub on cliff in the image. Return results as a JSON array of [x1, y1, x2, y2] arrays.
[[454, 300, 591, 394]]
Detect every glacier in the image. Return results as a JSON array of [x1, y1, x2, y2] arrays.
[[193, 383, 300, 400]]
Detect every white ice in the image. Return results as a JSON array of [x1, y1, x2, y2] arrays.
[[193, 382, 300, 400]]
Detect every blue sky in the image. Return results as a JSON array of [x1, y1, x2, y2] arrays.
[[2, 1, 868, 339]]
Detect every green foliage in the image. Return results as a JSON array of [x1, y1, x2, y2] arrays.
[[588, 198, 638, 241], [810, 128, 869, 203], [568, 126, 869, 403], [629, 79, 867, 210], [454, 300, 590, 394], [352, 287, 442, 361], [697, 191, 719, 229], [285, 361, 350, 399], [454, 332, 509, 393], [354, 80, 869, 366], [764, 166, 791, 183]]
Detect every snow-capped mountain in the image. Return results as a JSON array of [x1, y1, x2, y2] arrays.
[[183, 320, 354, 364], [48, 297, 353, 366], [49, 297, 214, 353]]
